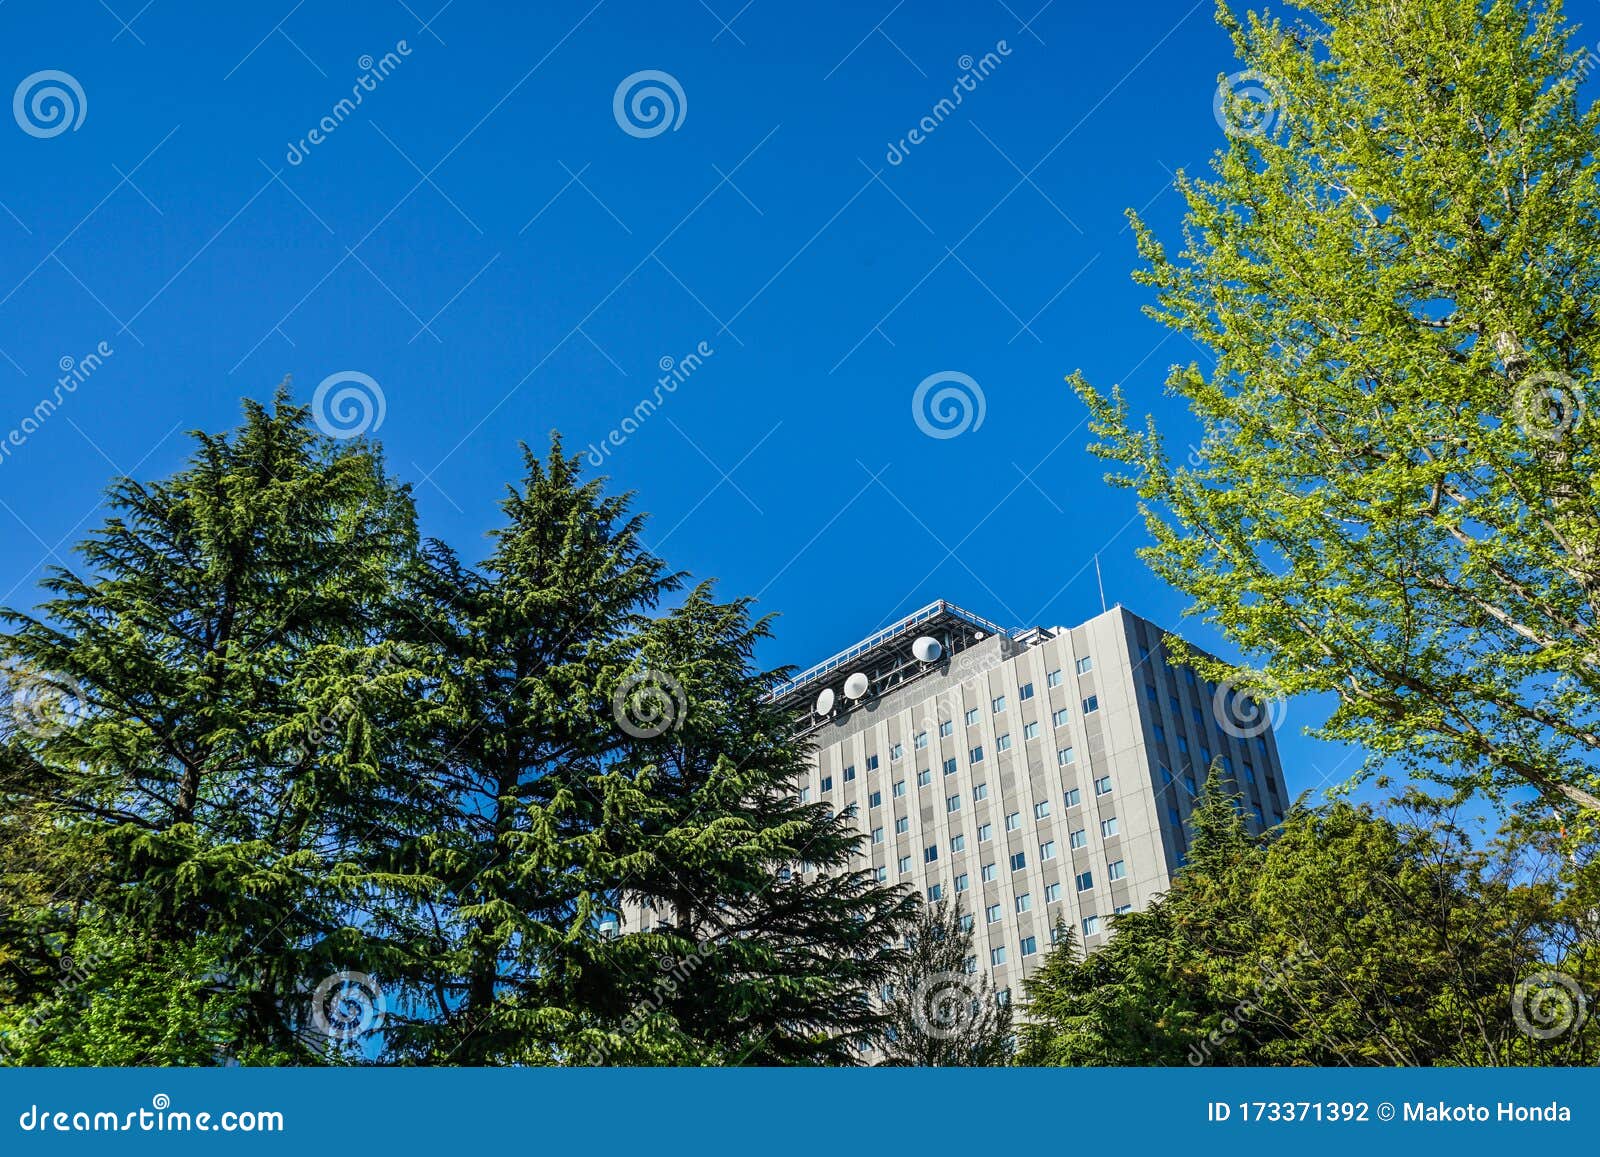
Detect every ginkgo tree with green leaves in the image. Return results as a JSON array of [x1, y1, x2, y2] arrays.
[[1078, 0, 1600, 822]]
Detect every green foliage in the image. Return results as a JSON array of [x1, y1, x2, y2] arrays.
[[1075, 0, 1600, 824], [0, 399, 915, 1066], [876, 899, 1013, 1067], [1020, 775, 1600, 1066]]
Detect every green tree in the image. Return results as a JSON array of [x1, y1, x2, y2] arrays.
[[383, 442, 914, 1065], [1020, 774, 1600, 1065], [0, 389, 419, 1062], [1076, 0, 1600, 822], [876, 899, 1012, 1066]]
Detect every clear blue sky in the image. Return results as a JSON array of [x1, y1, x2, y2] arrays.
[[5, 0, 1594, 802]]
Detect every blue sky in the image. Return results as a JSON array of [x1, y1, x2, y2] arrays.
[[6, 0, 1594, 802]]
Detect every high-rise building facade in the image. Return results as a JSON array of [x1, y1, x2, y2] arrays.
[[618, 599, 1290, 1007], [767, 600, 1289, 1002]]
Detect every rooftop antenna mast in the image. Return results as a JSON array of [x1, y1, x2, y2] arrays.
[[1094, 553, 1107, 614]]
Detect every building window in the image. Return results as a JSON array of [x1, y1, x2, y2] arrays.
[[1005, 811, 1021, 832], [1057, 746, 1075, 766], [973, 783, 988, 801], [946, 794, 961, 813], [1252, 803, 1265, 825], [1076, 869, 1093, 891], [978, 823, 993, 842], [867, 754, 879, 770], [1242, 762, 1256, 784], [1146, 683, 1158, 701], [939, 720, 954, 737], [927, 884, 943, 901], [1063, 787, 1081, 808], [871, 827, 884, 844], [943, 757, 958, 776], [1040, 840, 1056, 861], [1018, 682, 1035, 701], [1076, 656, 1093, 675], [1015, 892, 1032, 913], [1201, 746, 1213, 767], [986, 903, 1002, 924], [1108, 859, 1127, 881], [1168, 806, 1181, 826], [844, 765, 857, 781], [951, 834, 966, 852], [821, 776, 833, 793], [914, 731, 929, 750], [1177, 734, 1189, 754], [1023, 721, 1039, 740], [1082, 695, 1099, 714], [997, 987, 1011, 1006], [1034, 800, 1051, 819], [1044, 881, 1062, 902], [1010, 851, 1027, 872], [1094, 775, 1113, 796], [798, 787, 810, 803], [991, 695, 1006, 714], [917, 769, 932, 787], [1184, 774, 1197, 796], [1114, 903, 1133, 915], [996, 733, 1012, 752], [990, 946, 1007, 966], [890, 742, 904, 761], [964, 708, 979, 726], [875, 866, 887, 882], [1101, 816, 1120, 838], [1021, 936, 1038, 957], [1082, 915, 1101, 936], [981, 862, 997, 882], [1052, 708, 1069, 727], [1159, 765, 1172, 785], [869, 791, 882, 808], [1153, 724, 1166, 743], [969, 746, 985, 764], [924, 844, 939, 864], [898, 856, 911, 874], [955, 873, 970, 893], [1046, 669, 1062, 687], [893, 780, 907, 798], [1070, 828, 1087, 849], [964, 955, 978, 973], [895, 817, 909, 834]]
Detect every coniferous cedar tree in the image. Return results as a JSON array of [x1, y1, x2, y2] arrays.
[[1076, 0, 1600, 824], [0, 391, 914, 1065]]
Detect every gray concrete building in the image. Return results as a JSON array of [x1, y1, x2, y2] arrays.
[[617, 599, 1290, 1011], [769, 600, 1289, 1003]]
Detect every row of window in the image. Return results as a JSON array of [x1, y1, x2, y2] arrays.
[[828, 657, 1101, 782]]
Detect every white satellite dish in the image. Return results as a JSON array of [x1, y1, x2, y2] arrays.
[[843, 671, 870, 700], [912, 636, 943, 663], [815, 687, 836, 715]]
